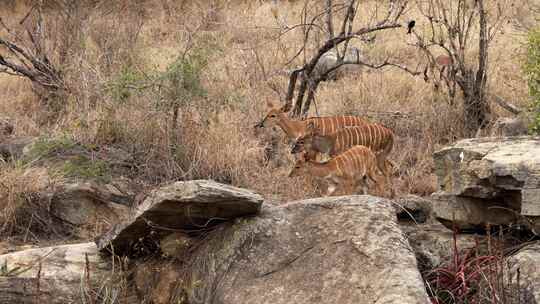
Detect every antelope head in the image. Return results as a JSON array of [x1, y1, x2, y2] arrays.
[[290, 121, 317, 154], [254, 100, 291, 129]]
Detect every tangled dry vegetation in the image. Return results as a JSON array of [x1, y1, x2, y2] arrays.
[[0, 0, 534, 215]]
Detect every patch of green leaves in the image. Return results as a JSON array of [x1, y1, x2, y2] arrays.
[[24, 136, 77, 162], [105, 65, 145, 103], [60, 156, 111, 183], [524, 27, 540, 134]]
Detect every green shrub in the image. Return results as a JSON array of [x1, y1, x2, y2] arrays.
[[524, 27, 540, 134], [23, 136, 111, 183], [24, 136, 78, 162], [105, 65, 145, 103], [61, 156, 111, 183], [151, 47, 210, 123]]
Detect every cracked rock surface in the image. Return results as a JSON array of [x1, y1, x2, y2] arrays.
[[0, 243, 111, 304], [432, 136, 540, 234], [181, 196, 430, 304]]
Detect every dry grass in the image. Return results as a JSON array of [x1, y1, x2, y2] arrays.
[[0, 0, 534, 206], [0, 164, 59, 241]]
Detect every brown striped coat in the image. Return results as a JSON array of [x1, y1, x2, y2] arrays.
[[291, 122, 395, 196], [293, 122, 393, 156], [289, 145, 381, 196], [255, 103, 369, 140]]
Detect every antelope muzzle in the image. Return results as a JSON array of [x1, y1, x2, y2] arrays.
[[254, 118, 266, 129], [290, 142, 303, 154]]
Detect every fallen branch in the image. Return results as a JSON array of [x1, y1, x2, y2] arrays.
[[490, 94, 522, 115]]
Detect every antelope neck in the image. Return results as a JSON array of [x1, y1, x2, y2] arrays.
[[276, 114, 305, 139]]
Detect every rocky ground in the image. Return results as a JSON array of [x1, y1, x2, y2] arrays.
[[0, 131, 539, 304]]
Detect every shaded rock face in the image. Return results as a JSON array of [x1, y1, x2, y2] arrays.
[[432, 137, 540, 234], [507, 242, 540, 303], [134, 259, 184, 304], [401, 222, 478, 272], [0, 243, 111, 304], [45, 181, 131, 237], [0, 136, 35, 161], [178, 196, 430, 304], [431, 193, 520, 231], [96, 180, 263, 256], [394, 195, 434, 224], [0, 117, 13, 139]]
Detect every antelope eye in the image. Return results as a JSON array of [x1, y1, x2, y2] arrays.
[[298, 140, 304, 144], [295, 166, 300, 169], [270, 114, 277, 118]]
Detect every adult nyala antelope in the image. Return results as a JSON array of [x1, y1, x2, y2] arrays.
[[289, 145, 382, 196], [291, 121, 395, 196], [254, 101, 370, 140]]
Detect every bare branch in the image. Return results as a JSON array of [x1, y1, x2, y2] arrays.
[[278, 0, 408, 117], [490, 94, 522, 115], [326, 0, 334, 39]]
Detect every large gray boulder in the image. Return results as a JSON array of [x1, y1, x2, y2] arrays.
[[155, 196, 430, 304], [0, 243, 114, 304], [313, 47, 364, 80], [96, 180, 264, 256], [507, 242, 540, 303], [432, 137, 540, 234]]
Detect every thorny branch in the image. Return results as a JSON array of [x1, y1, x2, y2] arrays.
[[410, 0, 509, 133], [0, 6, 66, 93]]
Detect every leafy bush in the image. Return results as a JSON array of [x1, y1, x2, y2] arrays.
[[524, 27, 540, 134], [24, 136, 111, 182], [61, 156, 111, 183], [105, 66, 145, 103], [157, 52, 208, 111], [24, 136, 78, 162]]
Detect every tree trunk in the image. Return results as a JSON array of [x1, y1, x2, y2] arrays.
[[301, 81, 320, 117], [462, 81, 490, 135]]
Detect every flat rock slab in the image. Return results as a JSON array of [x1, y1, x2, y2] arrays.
[[0, 242, 111, 304], [96, 180, 263, 256], [179, 196, 430, 304]]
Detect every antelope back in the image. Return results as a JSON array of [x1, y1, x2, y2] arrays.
[[332, 145, 377, 177], [329, 123, 393, 155], [305, 115, 369, 136]]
